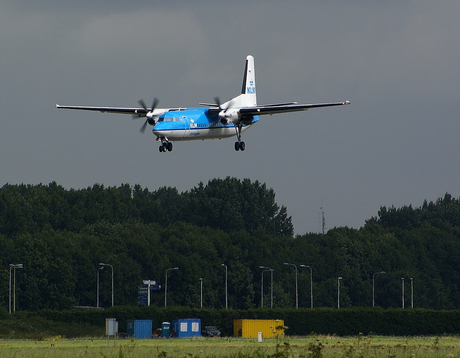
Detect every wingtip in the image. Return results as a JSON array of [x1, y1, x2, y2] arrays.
[[344, 100, 351, 105]]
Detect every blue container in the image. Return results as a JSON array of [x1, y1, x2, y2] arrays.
[[127, 319, 152, 339], [172, 318, 201, 338]]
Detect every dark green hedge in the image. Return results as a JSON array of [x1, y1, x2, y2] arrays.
[[10, 307, 460, 337]]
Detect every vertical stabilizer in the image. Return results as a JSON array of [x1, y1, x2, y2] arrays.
[[226, 55, 257, 108]]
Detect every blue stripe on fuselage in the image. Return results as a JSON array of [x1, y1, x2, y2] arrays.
[[152, 108, 259, 140]]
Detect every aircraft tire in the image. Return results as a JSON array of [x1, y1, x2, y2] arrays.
[[234, 142, 240, 151], [240, 142, 245, 151], [167, 142, 173, 152]]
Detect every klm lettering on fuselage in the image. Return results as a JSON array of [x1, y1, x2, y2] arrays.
[[247, 80, 255, 94]]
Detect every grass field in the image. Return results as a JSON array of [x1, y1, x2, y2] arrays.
[[1, 335, 459, 358]]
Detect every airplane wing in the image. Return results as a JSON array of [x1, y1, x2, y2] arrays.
[[56, 104, 149, 115], [200, 101, 297, 108], [239, 101, 350, 117]]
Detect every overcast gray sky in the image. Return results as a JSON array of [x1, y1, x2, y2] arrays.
[[1, 1, 459, 235]]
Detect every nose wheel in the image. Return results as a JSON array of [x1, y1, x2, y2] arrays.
[[159, 141, 173, 152]]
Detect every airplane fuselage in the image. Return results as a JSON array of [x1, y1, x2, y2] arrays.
[[153, 108, 260, 142]]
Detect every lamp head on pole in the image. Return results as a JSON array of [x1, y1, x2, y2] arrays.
[[259, 265, 273, 271]]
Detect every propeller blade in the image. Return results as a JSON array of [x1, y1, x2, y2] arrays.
[[224, 100, 234, 113], [139, 119, 148, 133], [138, 99, 148, 111], [214, 97, 222, 109], [151, 98, 159, 112]]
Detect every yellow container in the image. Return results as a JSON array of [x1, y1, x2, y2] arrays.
[[233, 319, 284, 338]]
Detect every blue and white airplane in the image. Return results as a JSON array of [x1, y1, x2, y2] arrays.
[[57, 55, 349, 152]]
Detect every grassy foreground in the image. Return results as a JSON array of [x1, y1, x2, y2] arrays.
[[0, 335, 459, 358]]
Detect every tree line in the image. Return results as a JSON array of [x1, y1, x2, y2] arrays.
[[0, 179, 459, 311]]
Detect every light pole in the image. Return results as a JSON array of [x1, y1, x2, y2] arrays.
[[99, 263, 114, 307], [337, 277, 342, 309], [9, 263, 23, 314], [270, 269, 273, 308], [221, 264, 228, 309], [410, 278, 413, 308], [97, 265, 103, 308], [401, 277, 405, 309], [284, 263, 298, 309], [372, 271, 385, 307], [300, 265, 313, 309], [199, 277, 203, 308], [260, 269, 270, 308], [165, 267, 179, 307], [259, 266, 274, 308]]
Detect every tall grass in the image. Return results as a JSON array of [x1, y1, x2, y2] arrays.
[[1, 336, 460, 358]]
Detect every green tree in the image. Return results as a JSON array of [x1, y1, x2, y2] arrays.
[[182, 178, 293, 237]]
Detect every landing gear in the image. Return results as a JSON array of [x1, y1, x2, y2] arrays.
[[234, 124, 245, 151], [234, 141, 245, 151], [159, 141, 173, 152]]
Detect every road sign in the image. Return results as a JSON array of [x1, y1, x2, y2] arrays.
[[138, 280, 161, 306]]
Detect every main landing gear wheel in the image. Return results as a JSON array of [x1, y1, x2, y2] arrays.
[[234, 124, 245, 151], [159, 142, 173, 152], [234, 141, 245, 151]]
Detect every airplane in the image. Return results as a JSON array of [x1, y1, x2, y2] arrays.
[[56, 55, 350, 153]]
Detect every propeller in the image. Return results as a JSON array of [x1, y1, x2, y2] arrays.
[[214, 97, 222, 109], [134, 98, 159, 133], [214, 97, 235, 124]]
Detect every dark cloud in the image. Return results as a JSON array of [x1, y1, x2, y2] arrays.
[[1, 1, 460, 234]]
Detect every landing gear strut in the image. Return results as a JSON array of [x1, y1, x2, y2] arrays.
[[159, 141, 173, 152], [234, 124, 245, 151]]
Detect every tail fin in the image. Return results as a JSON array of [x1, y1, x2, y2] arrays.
[[226, 55, 257, 108]]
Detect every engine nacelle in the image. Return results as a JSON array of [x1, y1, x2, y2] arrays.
[[146, 113, 157, 126], [219, 108, 240, 124]]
